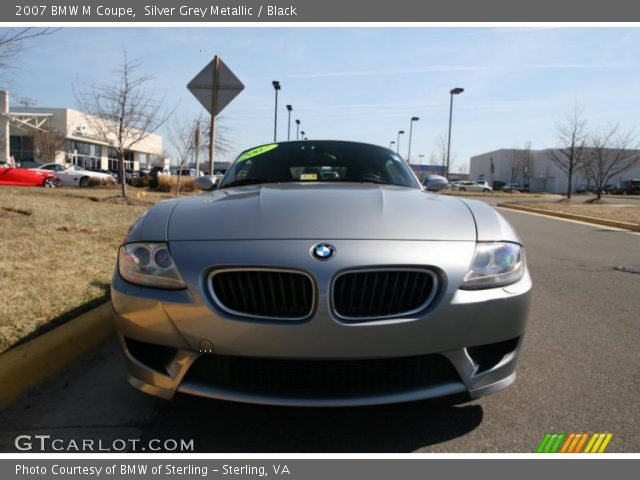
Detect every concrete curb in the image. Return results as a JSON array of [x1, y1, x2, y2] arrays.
[[497, 203, 640, 232], [0, 302, 114, 410]]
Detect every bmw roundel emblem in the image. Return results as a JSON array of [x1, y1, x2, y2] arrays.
[[312, 243, 336, 260]]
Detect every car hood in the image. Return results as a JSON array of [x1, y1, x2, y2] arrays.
[[167, 183, 477, 241]]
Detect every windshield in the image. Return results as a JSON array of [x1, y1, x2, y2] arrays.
[[219, 141, 420, 189]]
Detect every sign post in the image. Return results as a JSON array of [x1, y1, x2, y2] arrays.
[[208, 56, 219, 174], [187, 56, 244, 174]]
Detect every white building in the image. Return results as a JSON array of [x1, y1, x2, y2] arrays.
[[469, 148, 640, 194], [1, 91, 162, 171]]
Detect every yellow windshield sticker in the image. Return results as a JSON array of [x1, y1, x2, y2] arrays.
[[300, 173, 318, 180], [236, 144, 278, 162]]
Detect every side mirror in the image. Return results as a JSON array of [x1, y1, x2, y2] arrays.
[[425, 181, 449, 192], [194, 175, 218, 191]]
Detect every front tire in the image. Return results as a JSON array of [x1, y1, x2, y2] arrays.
[[79, 176, 90, 187], [483, 188, 490, 193], [459, 187, 466, 192], [44, 178, 56, 188]]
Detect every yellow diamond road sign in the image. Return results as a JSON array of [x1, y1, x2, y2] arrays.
[[187, 57, 244, 116]]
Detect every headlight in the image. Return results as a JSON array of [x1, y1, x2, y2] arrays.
[[461, 242, 525, 290], [118, 242, 186, 289]]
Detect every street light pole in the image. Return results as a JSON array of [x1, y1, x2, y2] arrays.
[[396, 130, 405, 155], [390, 140, 395, 149], [272, 80, 281, 142], [286, 105, 292, 141], [446, 87, 464, 178], [194, 120, 200, 176], [295, 119, 300, 140], [300, 130, 305, 140], [407, 116, 419, 163]]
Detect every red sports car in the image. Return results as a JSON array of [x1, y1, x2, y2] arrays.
[[0, 165, 59, 187]]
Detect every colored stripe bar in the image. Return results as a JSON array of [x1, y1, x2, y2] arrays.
[[591, 434, 607, 453], [560, 433, 576, 453], [574, 433, 589, 453], [537, 433, 553, 453], [598, 434, 613, 453], [584, 433, 598, 453], [567, 433, 583, 453], [539, 432, 613, 453], [550, 433, 566, 453], [544, 434, 559, 453]]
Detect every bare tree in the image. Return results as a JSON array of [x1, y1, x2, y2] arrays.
[[32, 127, 66, 164], [508, 146, 531, 189], [550, 103, 588, 199], [168, 116, 196, 196], [536, 165, 554, 193], [75, 50, 172, 197], [147, 152, 167, 168], [168, 114, 233, 195], [430, 133, 453, 176], [582, 125, 640, 201], [0, 28, 59, 78], [192, 115, 233, 174], [520, 142, 533, 188]]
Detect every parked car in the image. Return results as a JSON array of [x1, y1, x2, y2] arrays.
[[176, 168, 197, 177], [451, 181, 493, 193], [112, 140, 531, 406], [125, 169, 140, 180], [32, 163, 114, 187], [16, 160, 43, 169], [149, 166, 170, 177], [1, 165, 58, 187], [501, 183, 528, 193], [602, 184, 620, 195], [576, 184, 589, 194], [619, 179, 640, 195]]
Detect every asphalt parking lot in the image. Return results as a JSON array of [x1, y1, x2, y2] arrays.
[[1, 201, 638, 453]]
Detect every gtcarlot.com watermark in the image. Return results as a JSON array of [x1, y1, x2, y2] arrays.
[[14, 435, 194, 452]]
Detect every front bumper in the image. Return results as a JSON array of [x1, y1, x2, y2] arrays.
[[111, 239, 531, 406]]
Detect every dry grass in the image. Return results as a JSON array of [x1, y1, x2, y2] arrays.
[[87, 177, 117, 187], [0, 186, 170, 353], [156, 175, 196, 193], [510, 201, 640, 226]]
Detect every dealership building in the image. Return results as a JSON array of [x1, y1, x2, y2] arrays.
[[1, 91, 163, 171], [469, 148, 640, 193]]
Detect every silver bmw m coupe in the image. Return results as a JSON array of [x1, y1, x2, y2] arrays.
[[111, 140, 531, 406]]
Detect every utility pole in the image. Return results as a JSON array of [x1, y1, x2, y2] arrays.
[[272, 80, 281, 142]]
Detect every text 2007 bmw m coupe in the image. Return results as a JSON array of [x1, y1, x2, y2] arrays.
[[111, 140, 531, 406]]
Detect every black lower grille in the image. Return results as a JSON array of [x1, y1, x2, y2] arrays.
[[333, 269, 438, 319], [184, 354, 460, 397], [467, 337, 520, 373], [209, 270, 314, 319], [124, 337, 177, 374]]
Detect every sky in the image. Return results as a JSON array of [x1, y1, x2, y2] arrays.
[[4, 27, 640, 171]]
